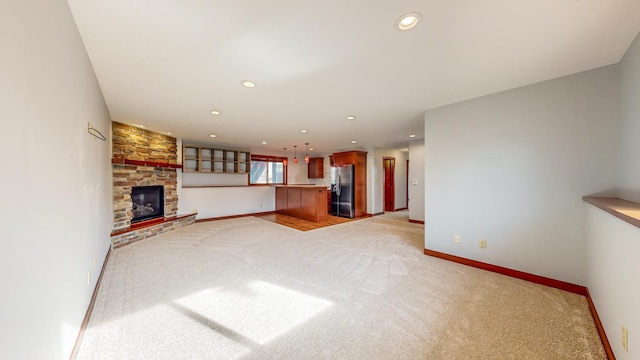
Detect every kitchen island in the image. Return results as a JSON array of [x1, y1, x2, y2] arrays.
[[275, 185, 328, 223]]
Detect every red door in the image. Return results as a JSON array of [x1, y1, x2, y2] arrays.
[[384, 157, 395, 212]]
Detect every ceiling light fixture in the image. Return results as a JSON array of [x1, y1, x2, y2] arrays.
[[209, 134, 217, 138], [210, 110, 221, 115], [261, 141, 267, 145], [351, 140, 357, 144], [293, 145, 298, 164], [300, 129, 308, 133], [242, 80, 256, 88], [309, 147, 314, 151], [346, 115, 356, 120], [395, 12, 422, 31], [283, 148, 288, 166], [304, 143, 310, 164], [409, 134, 416, 138]]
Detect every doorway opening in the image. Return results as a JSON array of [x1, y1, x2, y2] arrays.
[[383, 157, 395, 212]]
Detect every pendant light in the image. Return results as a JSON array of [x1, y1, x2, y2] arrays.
[[304, 143, 310, 164], [293, 145, 298, 164], [282, 148, 288, 166]]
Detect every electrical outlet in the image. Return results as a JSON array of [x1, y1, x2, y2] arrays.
[[622, 326, 628, 352], [454, 235, 461, 243], [479, 239, 487, 248], [87, 271, 91, 285]]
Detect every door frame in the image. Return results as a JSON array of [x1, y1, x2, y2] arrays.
[[383, 156, 395, 212], [406, 159, 409, 207]]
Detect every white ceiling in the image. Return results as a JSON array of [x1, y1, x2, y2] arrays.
[[67, 0, 640, 154]]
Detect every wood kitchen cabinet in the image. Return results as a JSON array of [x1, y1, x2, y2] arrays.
[[307, 157, 324, 178], [331, 150, 367, 217], [275, 185, 327, 222]]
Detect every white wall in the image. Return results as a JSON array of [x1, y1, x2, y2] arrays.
[[287, 159, 312, 184], [423, 65, 619, 285], [584, 205, 640, 360], [585, 31, 640, 360], [178, 185, 275, 219], [369, 148, 408, 214], [0, 1, 112, 359], [408, 139, 425, 222], [617, 32, 640, 203]]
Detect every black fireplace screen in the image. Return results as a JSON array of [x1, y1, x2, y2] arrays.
[[131, 185, 164, 223]]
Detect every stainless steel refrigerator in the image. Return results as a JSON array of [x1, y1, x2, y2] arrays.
[[330, 164, 355, 218]]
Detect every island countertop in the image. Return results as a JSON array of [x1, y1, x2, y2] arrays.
[[273, 184, 327, 188]]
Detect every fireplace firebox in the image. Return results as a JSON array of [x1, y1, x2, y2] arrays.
[[131, 185, 164, 223]]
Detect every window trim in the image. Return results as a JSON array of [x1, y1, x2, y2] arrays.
[[249, 154, 288, 186]]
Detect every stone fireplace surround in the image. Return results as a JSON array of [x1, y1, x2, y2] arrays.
[[112, 164, 178, 229], [110, 122, 195, 247]]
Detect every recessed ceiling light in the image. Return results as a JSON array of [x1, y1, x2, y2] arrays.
[[346, 115, 356, 120], [167, 132, 172, 135], [351, 140, 357, 144], [261, 141, 267, 145], [395, 12, 422, 31], [137, 124, 145, 128], [309, 148, 314, 151], [210, 110, 221, 115], [242, 80, 256, 88], [300, 129, 308, 133], [409, 134, 416, 138], [209, 134, 217, 138]]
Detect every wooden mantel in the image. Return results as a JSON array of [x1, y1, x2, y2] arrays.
[[111, 158, 183, 169]]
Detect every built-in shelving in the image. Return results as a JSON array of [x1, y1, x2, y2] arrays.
[[183, 145, 251, 174]]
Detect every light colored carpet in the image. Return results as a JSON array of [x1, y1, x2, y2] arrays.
[[76, 211, 605, 359]]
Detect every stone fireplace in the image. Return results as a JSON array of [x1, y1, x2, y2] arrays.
[[110, 121, 195, 247], [112, 164, 178, 230]]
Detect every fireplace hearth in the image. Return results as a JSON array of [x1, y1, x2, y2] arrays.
[[131, 185, 164, 223]]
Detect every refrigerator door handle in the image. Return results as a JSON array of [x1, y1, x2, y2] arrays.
[[336, 175, 340, 196]]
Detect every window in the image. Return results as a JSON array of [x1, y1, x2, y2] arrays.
[[250, 155, 287, 185]]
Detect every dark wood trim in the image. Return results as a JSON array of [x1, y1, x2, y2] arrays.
[[111, 213, 197, 236], [583, 196, 640, 229], [196, 211, 276, 222], [70, 245, 111, 360], [409, 219, 425, 224], [406, 159, 409, 206], [423, 249, 587, 295], [395, 207, 408, 211], [182, 185, 251, 188], [251, 154, 286, 162], [111, 158, 182, 169], [585, 288, 616, 360], [130, 217, 164, 230]]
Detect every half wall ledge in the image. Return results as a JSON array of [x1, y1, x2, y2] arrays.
[[582, 196, 640, 229]]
